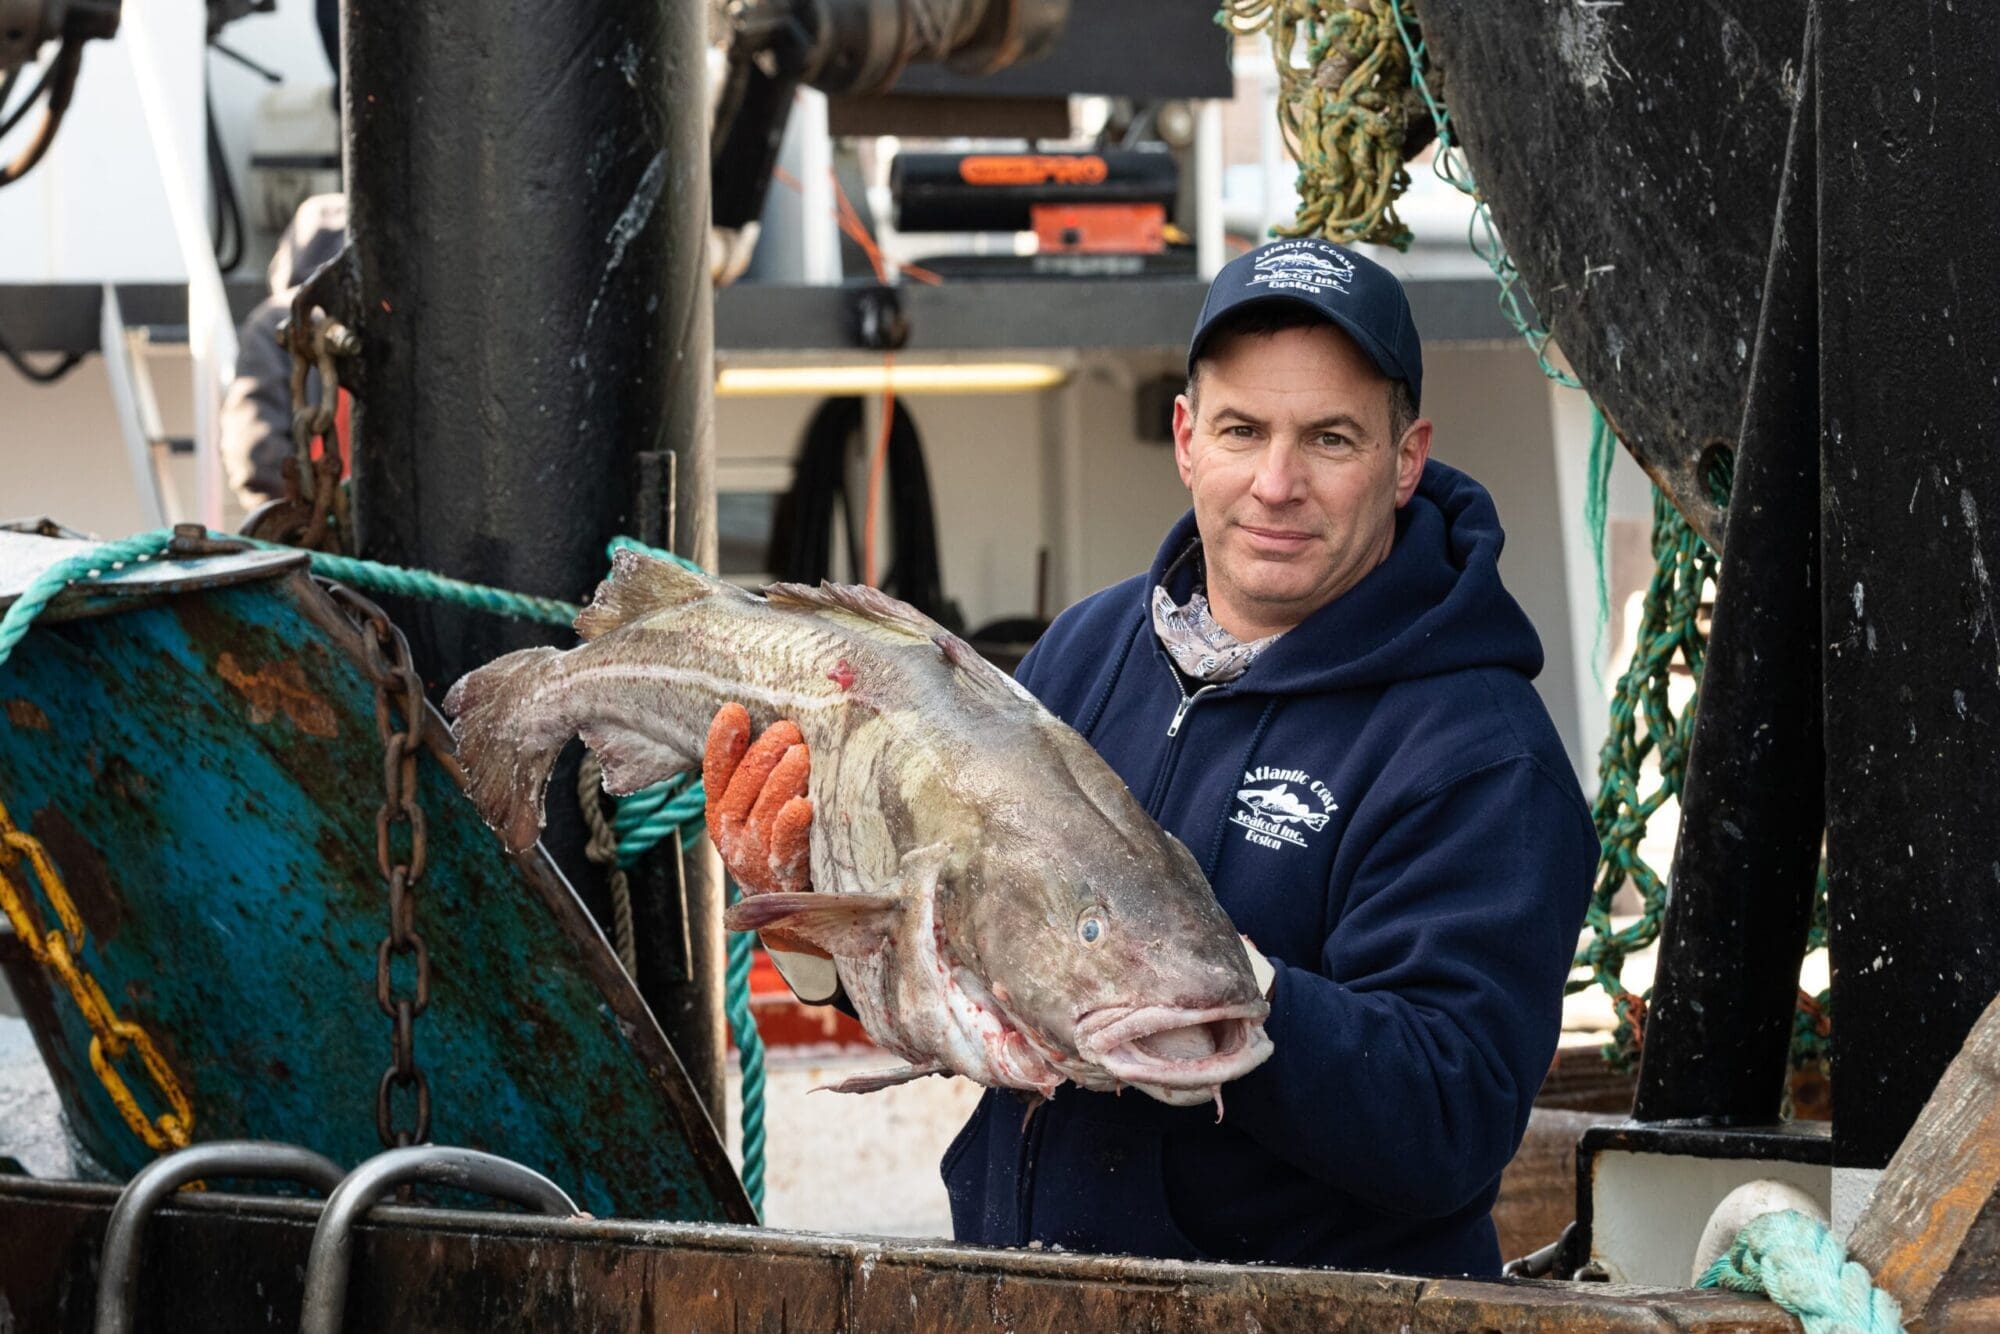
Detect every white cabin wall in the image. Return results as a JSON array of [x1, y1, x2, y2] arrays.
[[712, 389, 1049, 631], [1423, 343, 1588, 778], [1070, 352, 1199, 598]]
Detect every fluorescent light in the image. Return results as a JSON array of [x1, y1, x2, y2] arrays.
[[716, 362, 1069, 397]]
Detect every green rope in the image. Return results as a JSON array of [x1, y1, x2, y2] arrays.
[[725, 884, 767, 1212], [1568, 489, 1717, 1066], [1219, 0, 1421, 248], [1584, 403, 1616, 686], [0, 532, 180, 671], [1699, 1211, 1903, 1333], [0, 527, 769, 1215], [254, 544, 579, 627]]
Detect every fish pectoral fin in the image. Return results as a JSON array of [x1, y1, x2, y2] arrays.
[[578, 723, 694, 796], [723, 891, 902, 956], [813, 1062, 947, 1094]]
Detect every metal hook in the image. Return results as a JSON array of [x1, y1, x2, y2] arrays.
[[297, 1145, 580, 1334], [95, 1140, 346, 1334]]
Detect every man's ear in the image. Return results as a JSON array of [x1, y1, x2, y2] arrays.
[[1173, 392, 1198, 489], [1394, 418, 1433, 507]]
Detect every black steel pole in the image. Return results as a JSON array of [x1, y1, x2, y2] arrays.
[[1817, 0, 2000, 1170], [340, 0, 726, 1117], [1631, 28, 1823, 1124]]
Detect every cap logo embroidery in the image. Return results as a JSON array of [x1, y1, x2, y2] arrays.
[[1232, 766, 1339, 851], [1246, 241, 1357, 296]]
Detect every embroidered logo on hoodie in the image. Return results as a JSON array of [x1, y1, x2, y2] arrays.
[[1232, 766, 1339, 850]]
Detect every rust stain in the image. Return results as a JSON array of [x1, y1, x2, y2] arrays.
[[5, 699, 50, 731], [216, 652, 339, 738], [30, 806, 125, 944]]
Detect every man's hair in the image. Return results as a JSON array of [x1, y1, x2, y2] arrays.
[[1188, 304, 1417, 443]]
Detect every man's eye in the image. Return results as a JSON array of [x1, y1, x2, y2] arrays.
[[1317, 433, 1351, 449], [1224, 425, 1256, 439]]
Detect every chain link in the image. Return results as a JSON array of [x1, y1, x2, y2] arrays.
[[0, 797, 195, 1153], [325, 582, 435, 1149], [255, 311, 359, 554]]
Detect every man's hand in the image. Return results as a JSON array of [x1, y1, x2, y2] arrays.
[[704, 704, 841, 1004]]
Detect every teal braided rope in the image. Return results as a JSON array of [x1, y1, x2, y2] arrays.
[[246, 543, 579, 627], [1584, 402, 1617, 684], [0, 531, 178, 671], [611, 775, 708, 857], [1, 527, 767, 1215], [1698, 1211, 1903, 1334], [724, 882, 767, 1213]]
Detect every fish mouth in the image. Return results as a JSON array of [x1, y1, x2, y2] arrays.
[[1075, 1002, 1274, 1092]]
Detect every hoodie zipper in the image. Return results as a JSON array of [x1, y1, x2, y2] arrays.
[[1145, 669, 1221, 816], [1167, 678, 1219, 738]]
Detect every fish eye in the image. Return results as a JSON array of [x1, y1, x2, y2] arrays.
[[1077, 906, 1108, 946]]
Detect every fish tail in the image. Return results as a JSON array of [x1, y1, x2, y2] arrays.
[[442, 645, 571, 853]]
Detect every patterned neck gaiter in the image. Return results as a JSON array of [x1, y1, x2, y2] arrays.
[[1150, 545, 1282, 682]]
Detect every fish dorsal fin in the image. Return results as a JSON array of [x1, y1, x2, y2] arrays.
[[763, 580, 943, 641], [575, 547, 721, 640], [764, 581, 1034, 707]]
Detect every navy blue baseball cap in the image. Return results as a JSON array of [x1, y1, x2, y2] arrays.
[[1187, 237, 1424, 409]]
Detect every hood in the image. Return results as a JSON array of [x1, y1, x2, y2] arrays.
[[1144, 458, 1543, 694]]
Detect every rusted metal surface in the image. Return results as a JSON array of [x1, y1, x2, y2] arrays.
[[0, 551, 750, 1223], [0, 1177, 1802, 1331], [1411, 0, 1810, 547]]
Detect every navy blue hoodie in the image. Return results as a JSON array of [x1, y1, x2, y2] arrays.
[[940, 459, 1597, 1277]]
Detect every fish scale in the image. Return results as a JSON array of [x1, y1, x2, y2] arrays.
[[444, 548, 1274, 1106]]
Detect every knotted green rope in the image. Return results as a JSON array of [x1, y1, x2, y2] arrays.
[[1568, 489, 1716, 1066], [1699, 1211, 1903, 1333], [0, 527, 768, 1215], [1219, 0, 1422, 248]]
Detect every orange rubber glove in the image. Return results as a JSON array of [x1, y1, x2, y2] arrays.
[[703, 702, 814, 897], [704, 705, 839, 1003]]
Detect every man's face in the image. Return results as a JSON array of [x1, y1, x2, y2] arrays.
[[1172, 322, 1431, 640]]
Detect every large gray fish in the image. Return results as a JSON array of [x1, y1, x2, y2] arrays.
[[443, 549, 1273, 1108]]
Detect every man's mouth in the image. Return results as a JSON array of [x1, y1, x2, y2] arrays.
[[1075, 1002, 1274, 1090], [1238, 524, 1317, 549]]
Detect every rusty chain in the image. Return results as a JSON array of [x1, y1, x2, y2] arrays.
[[254, 310, 358, 554], [324, 582, 435, 1149]]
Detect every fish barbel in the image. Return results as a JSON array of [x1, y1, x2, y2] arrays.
[[443, 549, 1273, 1107]]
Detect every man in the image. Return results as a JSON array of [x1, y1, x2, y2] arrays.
[[705, 236, 1597, 1276]]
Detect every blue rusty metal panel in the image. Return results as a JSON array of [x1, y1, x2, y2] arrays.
[[0, 556, 751, 1223]]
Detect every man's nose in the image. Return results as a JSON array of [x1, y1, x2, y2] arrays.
[[1248, 440, 1307, 506]]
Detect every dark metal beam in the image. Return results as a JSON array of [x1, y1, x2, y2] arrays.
[[1817, 0, 2000, 1169], [1631, 21, 1823, 1125], [339, 0, 725, 1116]]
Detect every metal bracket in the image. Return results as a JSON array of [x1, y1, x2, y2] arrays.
[[94, 1139, 346, 1334], [289, 243, 365, 399], [298, 1145, 580, 1334], [849, 284, 909, 350]]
